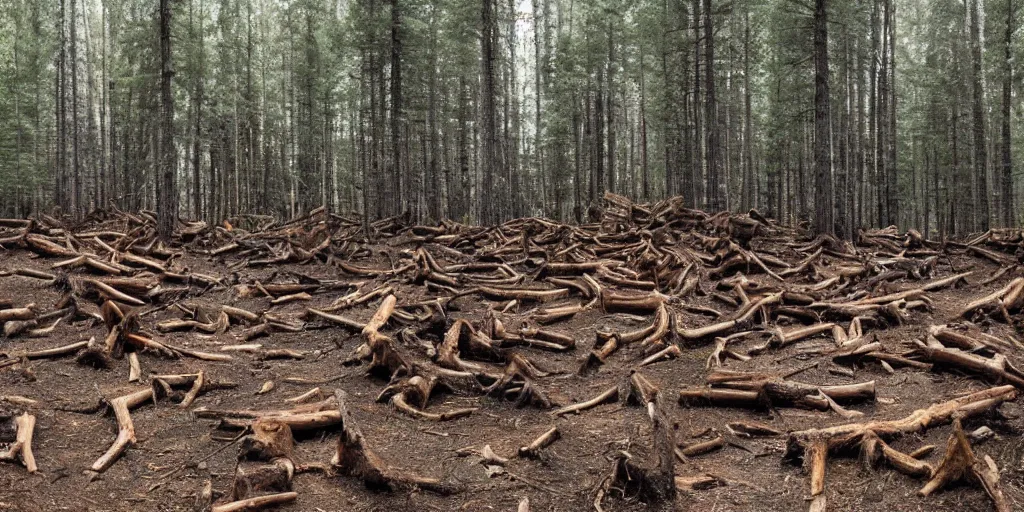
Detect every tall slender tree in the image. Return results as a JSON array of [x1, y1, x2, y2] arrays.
[[157, 0, 177, 238], [969, 0, 988, 230], [813, 0, 832, 235], [1001, 0, 1015, 226], [704, 0, 724, 211]]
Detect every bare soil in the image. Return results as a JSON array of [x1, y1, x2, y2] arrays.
[[2, 206, 1024, 512]]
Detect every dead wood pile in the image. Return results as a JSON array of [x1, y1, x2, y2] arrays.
[[2, 194, 1023, 511]]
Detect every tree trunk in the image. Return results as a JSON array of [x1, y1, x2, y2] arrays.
[[886, 0, 898, 227], [1002, 0, 1015, 226], [71, 0, 81, 218], [692, 0, 702, 207], [606, 17, 616, 194], [480, 0, 500, 224], [742, 8, 753, 211], [157, 0, 177, 239], [193, 0, 205, 220], [970, 0, 989, 230], [640, 48, 649, 201], [534, 0, 546, 213], [428, 9, 440, 221], [815, 0, 831, 234], [390, 0, 403, 217], [703, 0, 723, 212], [595, 68, 605, 204]]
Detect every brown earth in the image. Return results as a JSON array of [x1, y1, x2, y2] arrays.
[[1, 199, 1024, 512]]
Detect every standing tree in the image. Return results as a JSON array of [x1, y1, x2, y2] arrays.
[[390, 0, 402, 217], [1002, 0, 1015, 227], [813, 0, 832, 235], [480, 0, 501, 225], [157, 0, 177, 238], [969, 0, 988, 231], [704, 0, 724, 211]]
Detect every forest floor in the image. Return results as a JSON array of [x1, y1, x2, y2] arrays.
[[2, 196, 1024, 512]]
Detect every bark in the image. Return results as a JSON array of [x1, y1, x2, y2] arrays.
[[970, 0, 989, 230], [390, 0, 403, 218], [157, 0, 177, 239], [703, 0, 723, 211], [607, 17, 617, 194], [813, 0, 833, 235], [480, 0, 500, 225], [1002, 0, 1015, 227]]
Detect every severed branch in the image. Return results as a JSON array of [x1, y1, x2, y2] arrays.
[[551, 385, 618, 416], [0, 413, 37, 473], [678, 293, 782, 340], [91, 387, 155, 473], [706, 332, 753, 368], [211, 492, 298, 512]]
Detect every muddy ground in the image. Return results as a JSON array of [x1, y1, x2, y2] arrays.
[[2, 210, 1024, 512]]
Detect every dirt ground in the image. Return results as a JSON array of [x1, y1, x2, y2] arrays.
[[2, 209, 1024, 512]]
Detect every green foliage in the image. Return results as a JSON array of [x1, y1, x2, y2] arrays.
[[0, 0, 1018, 231]]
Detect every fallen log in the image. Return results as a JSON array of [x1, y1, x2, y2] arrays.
[[681, 370, 875, 414], [676, 436, 724, 458], [479, 286, 569, 303], [914, 336, 1024, 389], [0, 305, 36, 323], [959, 277, 1023, 319], [600, 289, 664, 313]]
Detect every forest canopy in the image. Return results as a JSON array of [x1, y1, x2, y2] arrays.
[[0, 0, 1019, 237]]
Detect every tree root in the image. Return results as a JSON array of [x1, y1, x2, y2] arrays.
[[918, 419, 1011, 512], [332, 390, 460, 494], [784, 385, 1017, 498]]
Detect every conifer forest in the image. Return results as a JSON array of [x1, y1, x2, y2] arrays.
[[2, 1, 1024, 511]]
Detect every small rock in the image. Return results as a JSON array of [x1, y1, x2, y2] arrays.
[[968, 426, 994, 444]]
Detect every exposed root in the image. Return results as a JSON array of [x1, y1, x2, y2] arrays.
[[785, 386, 1017, 499], [332, 390, 460, 495]]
